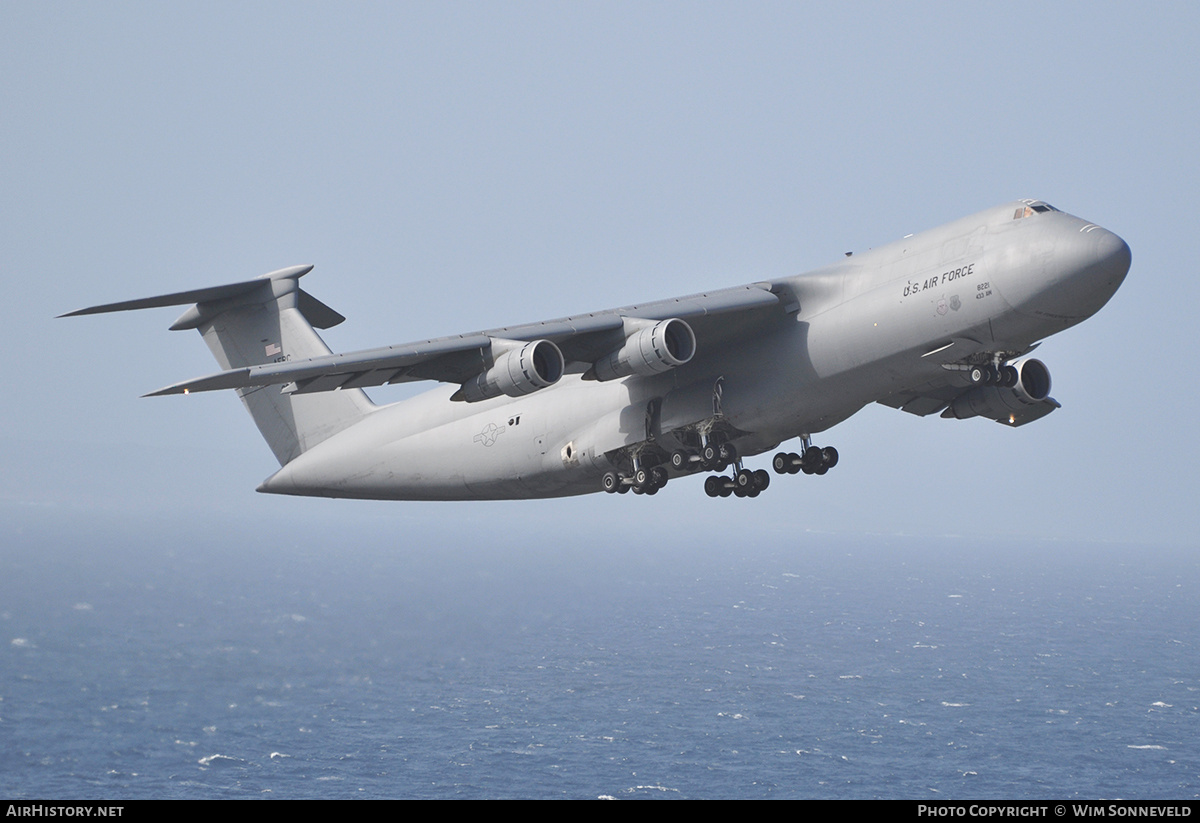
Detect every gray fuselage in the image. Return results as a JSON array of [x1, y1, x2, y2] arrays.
[[258, 201, 1131, 500]]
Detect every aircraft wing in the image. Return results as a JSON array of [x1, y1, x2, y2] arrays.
[[878, 369, 1060, 427], [876, 386, 963, 417], [145, 282, 791, 398]]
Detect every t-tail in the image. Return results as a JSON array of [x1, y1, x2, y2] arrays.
[[61, 265, 375, 465]]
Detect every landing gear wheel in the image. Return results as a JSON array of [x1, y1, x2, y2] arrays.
[[601, 471, 620, 493], [821, 446, 839, 469], [701, 444, 719, 469], [671, 450, 690, 471], [773, 452, 790, 474], [651, 467, 668, 488], [753, 469, 770, 491], [803, 446, 823, 474], [704, 476, 722, 497]]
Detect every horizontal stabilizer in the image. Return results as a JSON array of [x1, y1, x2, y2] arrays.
[[297, 288, 345, 329], [59, 265, 314, 319]]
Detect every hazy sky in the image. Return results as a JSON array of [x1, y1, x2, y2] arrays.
[[4, 2, 1198, 546]]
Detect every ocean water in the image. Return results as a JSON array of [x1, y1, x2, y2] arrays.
[[2, 510, 1197, 799]]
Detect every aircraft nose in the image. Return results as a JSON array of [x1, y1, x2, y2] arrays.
[[1026, 222, 1132, 321], [1092, 226, 1132, 283], [1077, 225, 1132, 310]]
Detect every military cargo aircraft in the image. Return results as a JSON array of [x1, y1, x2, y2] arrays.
[[63, 200, 1130, 500]]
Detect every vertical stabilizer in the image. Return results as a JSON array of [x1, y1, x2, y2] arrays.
[[194, 280, 375, 465], [63, 266, 375, 466]]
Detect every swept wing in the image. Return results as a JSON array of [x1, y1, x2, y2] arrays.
[[110, 280, 789, 398]]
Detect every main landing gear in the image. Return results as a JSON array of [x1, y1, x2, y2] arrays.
[[772, 446, 838, 475], [602, 437, 742, 497], [601, 466, 668, 495], [601, 457, 669, 496], [703, 468, 770, 498], [692, 441, 772, 498], [601, 434, 838, 500], [771, 435, 839, 476]]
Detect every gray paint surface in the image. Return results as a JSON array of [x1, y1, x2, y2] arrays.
[[70, 201, 1130, 501]]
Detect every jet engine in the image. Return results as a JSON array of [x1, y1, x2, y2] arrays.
[[944, 358, 1052, 422], [590, 318, 696, 382], [453, 339, 564, 402]]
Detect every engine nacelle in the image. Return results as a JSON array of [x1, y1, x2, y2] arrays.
[[590, 318, 696, 382], [946, 358, 1052, 421], [453, 339, 564, 403]]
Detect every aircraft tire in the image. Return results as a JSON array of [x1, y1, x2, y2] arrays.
[[601, 471, 620, 493], [754, 469, 770, 490], [772, 452, 789, 474], [651, 467, 668, 488], [804, 446, 823, 470], [671, 450, 690, 470], [822, 446, 839, 469]]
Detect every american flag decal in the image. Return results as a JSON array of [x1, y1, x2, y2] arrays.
[[265, 343, 282, 357]]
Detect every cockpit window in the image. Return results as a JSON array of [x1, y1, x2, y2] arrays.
[[1013, 200, 1059, 220]]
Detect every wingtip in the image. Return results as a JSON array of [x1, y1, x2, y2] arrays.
[[142, 386, 184, 398], [57, 307, 95, 319]]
